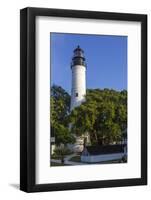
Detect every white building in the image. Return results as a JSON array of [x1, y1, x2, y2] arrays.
[[81, 145, 127, 163], [69, 46, 87, 152], [70, 45, 86, 111]]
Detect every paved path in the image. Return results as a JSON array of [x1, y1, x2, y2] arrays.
[[51, 154, 87, 165], [51, 159, 86, 165], [64, 153, 76, 161], [51, 159, 62, 164]]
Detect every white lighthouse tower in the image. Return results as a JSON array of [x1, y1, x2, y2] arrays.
[[69, 46, 87, 152], [70, 46, 86, 111]]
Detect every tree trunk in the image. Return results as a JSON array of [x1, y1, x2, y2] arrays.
[[95, 132, 98, 143], [61, 155, 64, 164]]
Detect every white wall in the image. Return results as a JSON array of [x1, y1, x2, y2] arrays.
[[81, 153, 125, 163], [0, 0, 150, 199], [71, 65, 86, 110]]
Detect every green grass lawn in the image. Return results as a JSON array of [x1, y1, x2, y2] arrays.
[[51, 155, 62, 159], [50, 162, 70, 166], [69, 155, 81, 162]]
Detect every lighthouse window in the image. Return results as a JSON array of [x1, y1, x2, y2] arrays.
[[75, 93, 78, 97]]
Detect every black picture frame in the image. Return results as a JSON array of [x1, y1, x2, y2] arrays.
[[20, 7, 147, 192]]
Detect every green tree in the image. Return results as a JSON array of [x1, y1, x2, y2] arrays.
[[51, 85, 70, 126], [52, 124, 75, 145], [53, 145, 71, 164], [69, 89, 127, 145], [51, 85, 75, 146]]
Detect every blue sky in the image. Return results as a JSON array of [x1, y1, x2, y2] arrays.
[[50, 33, 127, 94]]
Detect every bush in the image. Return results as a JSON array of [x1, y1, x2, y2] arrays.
[[53, 146, 72, 163]]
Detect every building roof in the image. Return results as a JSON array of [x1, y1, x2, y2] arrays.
[[74, 45, 84, 53], [84, 145, 124, 155]]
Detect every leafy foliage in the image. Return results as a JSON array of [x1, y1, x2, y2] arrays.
[[51, 124, 75, 145], [51, 85, 70, 126], [51, 85, 75, 145], [69, 88, 127, 145], [53, 145, 72, 163], [51, 85, 127, 146]]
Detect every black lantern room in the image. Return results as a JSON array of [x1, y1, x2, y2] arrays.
[[71, 45, 86, 68]]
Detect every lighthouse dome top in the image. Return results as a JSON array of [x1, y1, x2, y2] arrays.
[[71, 45, 86, 68], [74, 45, 84, 53], [73, 45, 84, 57]]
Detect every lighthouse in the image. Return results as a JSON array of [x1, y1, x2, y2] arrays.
[[69, 46, 87, 152], [70, 45, 86, 111]]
